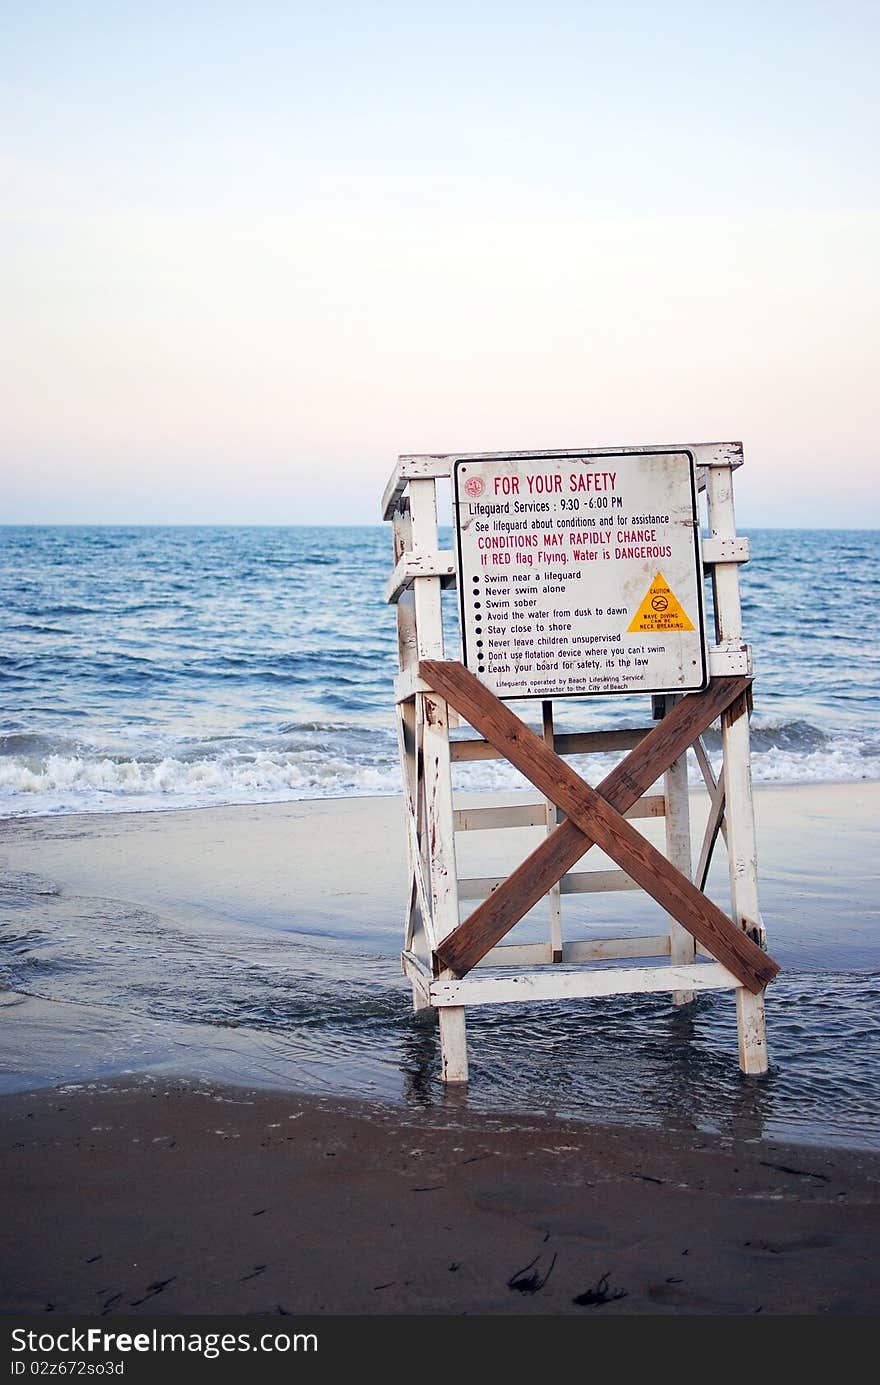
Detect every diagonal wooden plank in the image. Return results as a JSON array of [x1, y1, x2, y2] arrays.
[[430, 668, 755, 977], [696, 770, 726, 893], [420, 661, 779, 994]]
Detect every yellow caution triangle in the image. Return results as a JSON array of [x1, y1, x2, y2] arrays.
[[628, 571, 695, 633]]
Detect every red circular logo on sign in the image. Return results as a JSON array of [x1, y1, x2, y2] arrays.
[[464, 476, 485, 498]]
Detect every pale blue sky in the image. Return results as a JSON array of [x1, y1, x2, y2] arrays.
[[2, 1, 878, 525]]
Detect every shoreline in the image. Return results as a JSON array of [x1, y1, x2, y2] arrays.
[[2, 1073, 879, 1316], [1, 772, 878, 823], [2, 782, 879, 1315], [1, 781, 879, 1151]]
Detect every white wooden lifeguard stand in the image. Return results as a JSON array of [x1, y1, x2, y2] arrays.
[[382, 442, 778, 1084]]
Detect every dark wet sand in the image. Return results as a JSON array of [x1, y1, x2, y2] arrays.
[[2, 1076, 878, 1316]]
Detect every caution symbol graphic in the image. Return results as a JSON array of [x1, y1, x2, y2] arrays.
[[628, 572, 695, 633]]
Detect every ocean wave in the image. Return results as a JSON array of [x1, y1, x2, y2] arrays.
[[749, 744, 879, 783], [0, 726, 877, 819], [5, 623, 73, 635], [0, 749, 404, 816], [746, 719, 830, 752], [0, 732, 82, 757], [24, 604, 101, 616]]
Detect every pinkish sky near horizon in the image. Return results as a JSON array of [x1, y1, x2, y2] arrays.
[[1, 1, 878, 528]]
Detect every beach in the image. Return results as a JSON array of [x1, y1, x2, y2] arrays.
[[2, 783, 879, 1315], [2, 1075, 879, 1317], [3, 0, 878, 1334]]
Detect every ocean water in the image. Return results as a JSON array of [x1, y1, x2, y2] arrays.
[[1, 525, 879, 1151], [1, 791, 878, 1152], [1, 525, 878, 815]]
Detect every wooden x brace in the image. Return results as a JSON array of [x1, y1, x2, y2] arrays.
[[419, 661, 779, 994]]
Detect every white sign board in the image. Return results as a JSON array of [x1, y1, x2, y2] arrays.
[[453, 451, 707, 699]]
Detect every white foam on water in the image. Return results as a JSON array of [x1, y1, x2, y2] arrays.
[[0, 749, 403, 816], [0, 732, 877, 817]]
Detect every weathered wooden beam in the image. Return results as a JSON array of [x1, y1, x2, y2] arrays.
[[420, 661, 778, 994], [458, 868, 638, 899], [430, 668, 754, 976], [542, 700, 564, 961], [663, 698, 696, 1005], [702, 536, 750, 565], [696, 769, 727, 893], [477, 936, 671, 968], [384, 549, 457, 605], [450, 727, 650, 762], [381, 457, 454, 522], [432, 962, 741, 1007], [708, 646, 752, 677], [452, 794, 665, 831], [559, 934, 670, 964], [383, 443, 743, 520]]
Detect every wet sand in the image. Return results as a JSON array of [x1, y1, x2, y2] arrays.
[[2, 1075, 879, 1316], [1, 784, 879, 1314]]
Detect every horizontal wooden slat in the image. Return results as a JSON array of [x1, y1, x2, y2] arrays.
[[562, 934, 670, 963], [554, 729, 652, 756], [383, 444, 743, 520], [431, 961, 740, 1007], [454, 802, 547, 830], [385, 549, 457, 604], [702, 537, 750, 565], [397, 441, 742, 470], [381, 458, 455, 520], [478, 935, 671, 968], [708, 645, 752, 676], [476, 942, 553, 967], [453, 794, 665, 831], [450, 727, 650, 763], [395, 667, 432, 703], [458, 869, 638, 900], [408, 935, 675, 990]]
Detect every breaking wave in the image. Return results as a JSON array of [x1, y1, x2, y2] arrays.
[[0, 715, 877, 817]]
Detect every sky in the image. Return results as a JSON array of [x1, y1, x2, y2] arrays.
[[1, 1, 878, 527]]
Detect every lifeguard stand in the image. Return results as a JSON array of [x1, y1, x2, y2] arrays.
[[382, 442, 778, 1084]]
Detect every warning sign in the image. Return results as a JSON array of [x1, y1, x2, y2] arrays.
[[628, 572, 696, 633], [453, 449, 708, 699]]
